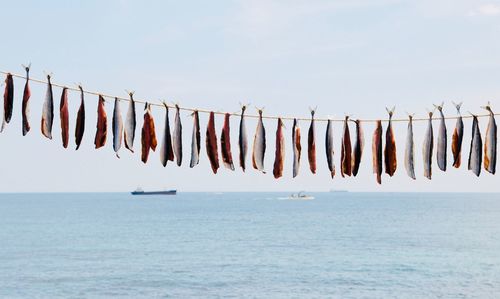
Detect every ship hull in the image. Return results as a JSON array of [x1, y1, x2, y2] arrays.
[[131, 190, 177, 195]]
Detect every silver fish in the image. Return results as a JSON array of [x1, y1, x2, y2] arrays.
[[112, 98, 123, 158], [41, 75, 54, 139], [292, 118, 301, 178], [468, 115, 482, 177], [239, 106, 248, 171], [190, 110, 201, 168], [483, 104, 496, 174], [423, 111, 434, 180], [434, 103, 447, 171], [325, 119, 335, 178], [173, 104, 183, 166], [404, 114, 416, 180], [252, 109, 266, 173], [451, 102, 464, 168], [160, 103, 175, 167], [124, 92, 136, 152]]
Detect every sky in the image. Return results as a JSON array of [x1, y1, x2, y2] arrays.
[[1, 0, 500, 192]]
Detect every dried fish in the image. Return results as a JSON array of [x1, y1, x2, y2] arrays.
[[352, 119, 364, 177], [41, 75, 54, 139], [75, 85, 85, 150], [423, 111, 434, 180], [239, 105, 248, 171], [434, 103, 447, 171], [404, 114, 416, 180], [341, 116, 352, 177], [124, 92, 136, 153], [468, 115, 482, 177], [292, 118, 302, 178], [21, 66, 31, 136], [173, 104, 183, 166], [94, 95, 107, 149], [483, 104, 497, 174], [206, 111, 219, 174], [384, 107, 397, 176], [325, 119, 335, 178], [307, 109, 317, 174], [112, 98, 123, 158], [221, 113, 235, 170], [190, 110, 201, 168], [1, 73, 14, 132], [59, 87, 69, 148], [273, 118, 285, 179], [252, 109, 266, 173], [451, 102, 463, 168], [141, 104, 157, 163], [160, 103, 175, 167], [372, 120, 383, 184]]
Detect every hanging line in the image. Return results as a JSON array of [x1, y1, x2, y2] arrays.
[[0, 69, 497, 123]]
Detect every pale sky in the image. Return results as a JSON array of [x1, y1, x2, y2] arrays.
[[1, 0, 500, 192]]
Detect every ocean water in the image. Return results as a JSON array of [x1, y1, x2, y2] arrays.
[[0, 192, 500, 299]]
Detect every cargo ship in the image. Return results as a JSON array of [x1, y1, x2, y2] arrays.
[[131, 188, 177, 195]]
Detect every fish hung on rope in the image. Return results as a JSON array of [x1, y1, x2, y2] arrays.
[[190, 110, 201, 168], [173, 104, 182, 166], [124, 92, 136, 153], [384, 107, 397, 176], [341, 116, 352, 177], [434, 103, 447, 171], [423, 111, 434, 180], [59, 87, 69, 148], [273, 118, 285, 179], [352, 119, 364, 177], [292, 118, 302, 178], [239, 105, 248, 171], [112, 98, 123, 158], [451, 102, 464, 168], [206, 111, 219, 174], [221, 113, 235, 170], [141, 103, 157, 163], [94, 95, 107, 149], [252, 109, 266, 173], [404, 114, 416, 180], [160, 103, 174, 167], [308, 108, 317, 174], [483, 103, 497, 174], [41, 74, 54, 139], [21, 65, 31, 136], [325, 119, 335, 178], [372, 120, 383, 184], [468, 114, 482, 177], [75, 85, 85, 150], [1, 73, 14, 132]]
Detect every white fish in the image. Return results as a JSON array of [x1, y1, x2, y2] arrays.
[[325, 119, 335, 178], [404, 114, 416, 180], [252, 109, 266, 173], [434, 103, 447, 171], [173, 104, 183, 166], [422, 111, 434, 180], [41, 75, 54, 139], [468, 115, 482, 177], [124, 92, 136, 152], [190, 110, 201, 168], [292, 118, 301, 178], [483, 104, 496, 174], [112, 98, 123, 158]]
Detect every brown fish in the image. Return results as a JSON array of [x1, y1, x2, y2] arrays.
[[451, 102, 463, 168], [221, 113, 235, 170], [352, 119, 364, 176], [21, 65, 31, 136], [1, 73, 14, 132], [273, 118, 285, 179], [141, 104, 157, 163], [372, 120, 383, 184], [307, 109, 317, 174], [206, 111, 219, 174], [341, 116, 352, 177], [94, 95, 107, 149], [59, 87, 69, 148], [384, 107, 397, 176], [75, 85, 85, 150]]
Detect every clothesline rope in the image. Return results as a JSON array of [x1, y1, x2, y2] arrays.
[[1, 69, 497, 123]]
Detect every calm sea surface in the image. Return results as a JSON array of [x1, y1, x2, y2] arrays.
[[0, 192, 499, 298]]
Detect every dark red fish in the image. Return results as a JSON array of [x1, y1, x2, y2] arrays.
[[75, 85, 85, 150], [94, 95, 107, 149], [141, 104, 157, 163], [206, 111, 219, 174], [384, 108, 397, 176], [372, 120, 383, 184], [21, 66, 31, 136], [273, 118, 285, 179], [221, 113, 235, 170], [1, 73, 14, 132], [307, 109, 316, 174], [341, 116, 352, 177], [59, 87, 69, 148]]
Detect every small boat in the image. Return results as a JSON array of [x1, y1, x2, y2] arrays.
[[279, 191, 314, 200], [131, 187, 177, 195]]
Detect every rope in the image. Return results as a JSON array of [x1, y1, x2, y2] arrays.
[[1, 69, 497, 123]]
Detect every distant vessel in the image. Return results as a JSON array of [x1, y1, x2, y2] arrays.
[[329, 189, 348, 193], [131, 187, 177, 195], [279, 191, 314, 200]]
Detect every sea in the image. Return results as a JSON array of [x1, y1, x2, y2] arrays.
[[0, 192, 499, 299]]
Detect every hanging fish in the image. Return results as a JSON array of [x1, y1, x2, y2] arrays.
[[423, 111, 434, 180], [252, 109, 266, 173], [352, 119, 364, 177], [112, 98, 123, 158], [1, 73, 14, 132], [124, 92, 136, 153], [190, 110, 201, 168], [41, 74, 54, 139], [59, 87, 69, 148], [341, 116, 352, 177], [206, 111, 219, 174], [451, 102, 464, 168], [404, 114, 416, 180], [173, 104, 183, 166], [160, 103, 175, 167], [325, 119, 335, 178], [273, 118, 285, 179], [220, 113, 235, 170], [141, 104, 157, 163], [434, 103, 447, 171], [384, 107, 397, 177], [292, 118, 302, 178], [468, 114, 482, 177], [483, 103, 497, 174], [372, 120, 383, 184], [239, 105, 248, 171], [75, 85, 85, 150], [307, 109, 317, 174], [21, 65, 31, 136], [94, 95, 107, 149]]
